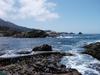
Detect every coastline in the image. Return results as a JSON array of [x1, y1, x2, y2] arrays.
[[0, 45, 81, 75], [0, 35, 100, 75]]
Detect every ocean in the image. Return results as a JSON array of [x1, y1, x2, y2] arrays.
[[0, 34, 100, 75]]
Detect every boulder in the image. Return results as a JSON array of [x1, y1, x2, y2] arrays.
[[83, 42, 100, 60], [32, 44, 52, 51], [78, 32, 83, 35]]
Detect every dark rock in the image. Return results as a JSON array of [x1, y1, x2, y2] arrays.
[[0, 53, 81, 75], [32, 44, 52, 51], [24, 30, 48, 38], [0, 44, 81, 75], [69, 32, 75, 35], [78, 32, 83, 35], [83, 42, 100, 60]]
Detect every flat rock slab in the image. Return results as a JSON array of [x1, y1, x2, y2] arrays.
[[0, 52, 81, 75]]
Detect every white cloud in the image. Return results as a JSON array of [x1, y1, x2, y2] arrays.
[[0, 0, 59, 21]]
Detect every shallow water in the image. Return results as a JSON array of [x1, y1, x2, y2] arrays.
[[0, 34, 100, 75]]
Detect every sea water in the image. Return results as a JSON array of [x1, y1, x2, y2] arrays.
[[0, 34, 100, 75]]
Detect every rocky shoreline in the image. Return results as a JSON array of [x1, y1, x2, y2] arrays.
[[83, 42, 100, 60], [0, 44, 81, 75]]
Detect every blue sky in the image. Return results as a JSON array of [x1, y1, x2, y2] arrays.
[[0, 0, 100, 33]]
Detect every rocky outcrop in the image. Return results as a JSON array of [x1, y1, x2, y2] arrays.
[[0, 44, 81, 75], [83, 42, 100, 60], [32, 44, 52, 51], [47, 31, 60, 37], [0, 53, 81, 75], [78, 32, 83, 35], [22, 30, 48, 38]]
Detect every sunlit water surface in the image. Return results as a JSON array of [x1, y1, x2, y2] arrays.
[[0, 34, 100, 75]]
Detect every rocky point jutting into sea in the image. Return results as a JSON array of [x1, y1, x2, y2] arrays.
[[0, 44, 81, 75]]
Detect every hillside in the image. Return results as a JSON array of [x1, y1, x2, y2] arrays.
[[0, 19, 32, 32], [0, 19, 48, 38]]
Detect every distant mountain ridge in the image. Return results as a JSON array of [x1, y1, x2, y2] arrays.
[[0, 18, 32, 32]]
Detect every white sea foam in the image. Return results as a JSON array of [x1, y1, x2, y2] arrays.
[[56, 36, 74, 39], [61, 54, 100, 75], [95, 40, 100, 43], [86, 39, 100, 45], [60, 39, 100, 75], [0, 53, 32, 58], [0, 48, 32, 58]]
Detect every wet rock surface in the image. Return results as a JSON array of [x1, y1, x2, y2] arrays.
[[83, 42, 100, 60], [0, 44, 81, 75], [0, 54, 81, 75]]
